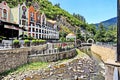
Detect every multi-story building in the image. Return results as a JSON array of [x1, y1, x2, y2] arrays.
[[11, 2, 28, 37], [0, 1, 59, 40], [27, 5, 59, 40], [46, 20, 59, 40], [0, 1, 20, 39]]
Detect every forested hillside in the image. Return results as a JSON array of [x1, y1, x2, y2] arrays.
[[95, 17, 117, 29], [1, 0, 116, 43]]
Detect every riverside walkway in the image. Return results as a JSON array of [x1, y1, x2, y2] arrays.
[[91, 44, 116, 62]]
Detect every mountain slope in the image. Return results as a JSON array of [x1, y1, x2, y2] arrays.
[[96, 17, 117, 29], [3, 0, 86, 33]]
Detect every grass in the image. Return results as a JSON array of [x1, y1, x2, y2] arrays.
[[76, 48, 89, 58], [0, 62, 49, 77]]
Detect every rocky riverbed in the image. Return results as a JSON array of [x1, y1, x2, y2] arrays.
[[2, 49, 105, 80]]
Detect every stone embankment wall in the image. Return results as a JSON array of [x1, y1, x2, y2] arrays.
[[0, 44, 77, 73], [28, 49, 76, 62], [0, 44, 47, 73], [91, 44, 115, 62], [0, 48, 29, 73]]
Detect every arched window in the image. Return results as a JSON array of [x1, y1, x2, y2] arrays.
[[22, 6, 26, 19], [3, 9, 7, 21]]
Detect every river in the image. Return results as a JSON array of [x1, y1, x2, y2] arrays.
[[80, 46, 105, 80], [23, 47, 105, 80], [3, 46, 105, 80]]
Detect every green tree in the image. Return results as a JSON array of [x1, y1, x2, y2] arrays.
[[54, 3, 60, 8], [73, 13, 86, 23], [105, 26, 117, 43], [94, 23, 106, 42], [76, 28, 84, 41]]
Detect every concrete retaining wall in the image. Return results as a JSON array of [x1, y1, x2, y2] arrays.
[[105, 63, 120, 80], [91, 44, 116, 62], [91, 44, 120, 80]]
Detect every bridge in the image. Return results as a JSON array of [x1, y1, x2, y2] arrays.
[[81, 43, 92, 46]]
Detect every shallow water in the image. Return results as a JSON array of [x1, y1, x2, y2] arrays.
[[79, 46, 105, 80]]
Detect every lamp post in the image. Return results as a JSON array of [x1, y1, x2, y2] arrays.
[[117, 0, 120, 61]]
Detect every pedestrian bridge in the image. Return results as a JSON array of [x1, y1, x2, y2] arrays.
[[81, 43, 92, 46]]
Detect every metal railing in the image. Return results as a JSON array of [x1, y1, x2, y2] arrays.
[[95, 42, 116, 50]]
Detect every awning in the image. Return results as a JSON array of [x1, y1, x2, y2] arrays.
[[4, 25, 19, 30], [1, 20, 27, 31]]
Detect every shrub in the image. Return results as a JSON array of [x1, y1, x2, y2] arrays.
[[67, 38, 75, 42], [36, 39, 40, 45], [24, 39, 30, 47], [32, 40, 36, 43], [24, 39, 30, 44], [13, 40, 20, 48], [13, 40, 19, 45], [40, 40, 46, 44], [0, 38, 2, 41], [0, 36, 6, 40], [32, 40, 36, 46]]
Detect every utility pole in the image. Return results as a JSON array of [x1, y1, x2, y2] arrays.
[[117, 0, 120, 61]]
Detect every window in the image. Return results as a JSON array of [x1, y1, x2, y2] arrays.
[[36, 29, 38, 32], [3, 9, 7, 21], [28, 28, 31, 32], [39, 29, 41, 33], [30, 12, 34, 22], [36, 34, 38, 39], [39, 34, 41, 38], [37, 16, 40, 23], [29, 33, 31, 36], [22, 20, 26, 25], [33, 33, 34, 37], [32, 28, 35, 32], [22, 6, 26, 19]]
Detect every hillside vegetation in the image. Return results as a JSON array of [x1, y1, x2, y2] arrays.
[[2, 0, 85, 27]]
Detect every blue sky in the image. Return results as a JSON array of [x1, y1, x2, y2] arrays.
[[48, 0, 117, 24]]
